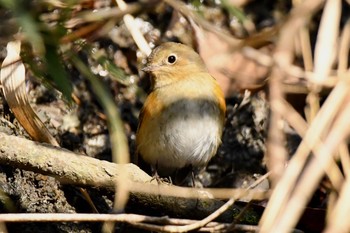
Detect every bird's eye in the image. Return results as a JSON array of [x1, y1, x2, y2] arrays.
[[167, 54, 177, 64]]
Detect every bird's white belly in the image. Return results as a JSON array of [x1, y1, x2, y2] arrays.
[[141, 99, 221, 175]]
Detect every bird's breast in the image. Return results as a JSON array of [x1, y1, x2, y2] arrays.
[[137, 91, 223, 174]]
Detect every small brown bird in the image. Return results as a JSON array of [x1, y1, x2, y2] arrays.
[[136, 42, 226, 177]]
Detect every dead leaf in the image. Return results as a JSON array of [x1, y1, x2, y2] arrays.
[[191, 21, 271, 96], [0, 40, 59, 146]]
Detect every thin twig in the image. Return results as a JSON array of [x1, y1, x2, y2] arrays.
[[115, 0, 151, 56], [163, 0, 241, 47], [0, 213, 260, 232], [159, 172, 270, 232]]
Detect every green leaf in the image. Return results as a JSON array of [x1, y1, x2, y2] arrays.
[[221, 0, 247, 23], [69, 53, 130, 164], [44, 44, 73, 101]]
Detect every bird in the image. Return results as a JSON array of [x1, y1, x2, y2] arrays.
[[136, 42, 226, 180]]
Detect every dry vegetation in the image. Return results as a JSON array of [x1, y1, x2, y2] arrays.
[[0, 0, 350, 232]]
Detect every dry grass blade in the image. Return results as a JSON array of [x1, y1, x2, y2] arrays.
[[298, 26, 313, 71], [0, 223, 7, 233], [0, 41, 59, 146], [338, 18, 350, 73], [69, 53, 130, 233], [259, 1, 332, 231], [313, 0, 341, 84], [325, 172, 350, 233], [103, 2, 149, 229], [280, 98, 343, 190], [102, 2, 150, 221], [264, 0, 325, 188], [264, 2, 343, 231], [260, 77, 350, 232], [339, 143, 350, 178], [272, 90, 350, 232], [274, 0, 324, 68], [266, 67, 287, 185]]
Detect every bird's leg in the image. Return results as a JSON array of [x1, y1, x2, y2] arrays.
[[191, 170, 196, 187], [152, 170, 159, 180], [150, 163, 172, 184], [150, 165, 161, 184], [191, 166, 205, 188]]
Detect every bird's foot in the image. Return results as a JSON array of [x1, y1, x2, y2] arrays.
[[151, 169, 172, 185]]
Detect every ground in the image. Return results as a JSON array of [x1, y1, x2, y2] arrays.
[[0, 63, 269, 232]]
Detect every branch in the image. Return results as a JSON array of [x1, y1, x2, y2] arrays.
[[0, 132, 263, 222], [0, 132, 149, 187]]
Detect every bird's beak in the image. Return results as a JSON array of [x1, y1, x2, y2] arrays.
[[142, 64, 160, 72]]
